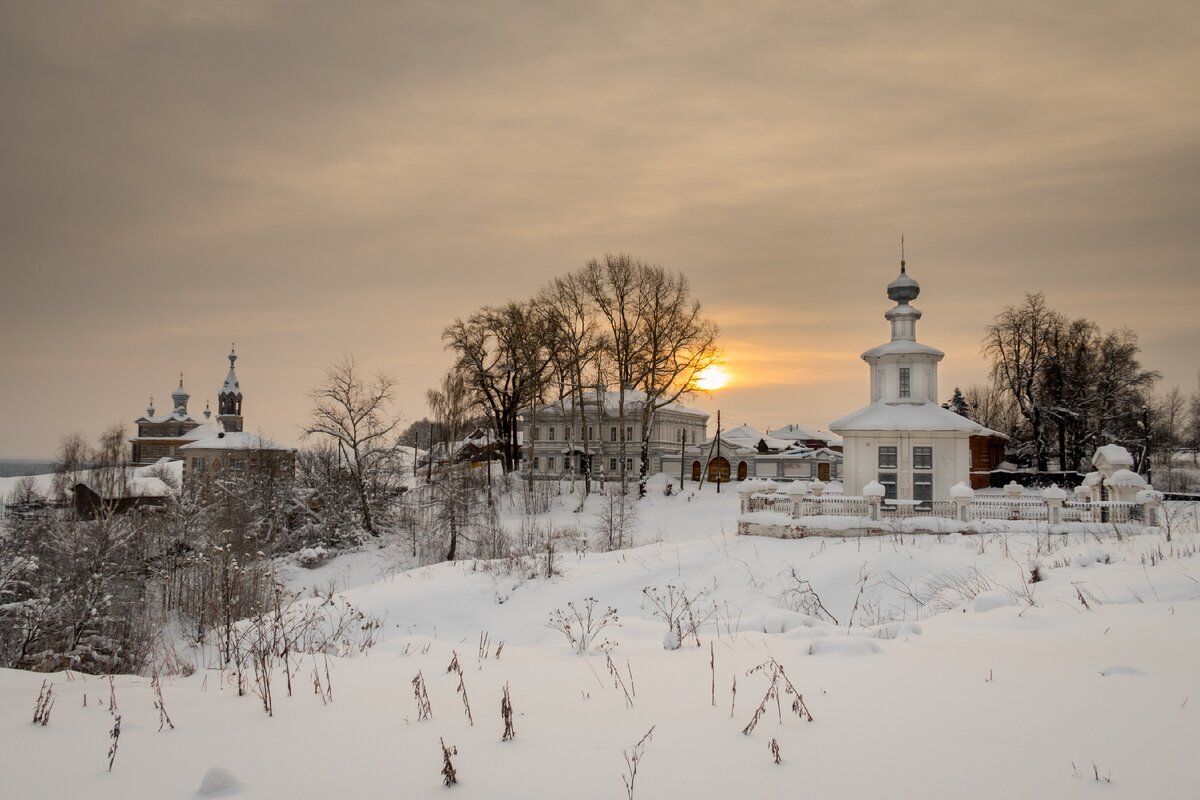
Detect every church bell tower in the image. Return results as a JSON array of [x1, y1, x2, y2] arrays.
[[217, 345, 244, 433]]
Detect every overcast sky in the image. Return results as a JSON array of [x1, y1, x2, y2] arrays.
[[1, 0, 1198, 458]]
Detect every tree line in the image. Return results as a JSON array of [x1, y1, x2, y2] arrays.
[[965, 292, 1198, 484]]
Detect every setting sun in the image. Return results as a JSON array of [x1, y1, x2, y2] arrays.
[[695, 365, 731, 391]]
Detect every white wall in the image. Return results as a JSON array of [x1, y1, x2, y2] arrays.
[[841, 431, 969, 502]]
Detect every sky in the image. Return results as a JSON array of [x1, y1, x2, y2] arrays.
[[1, 0, 1198, 458]]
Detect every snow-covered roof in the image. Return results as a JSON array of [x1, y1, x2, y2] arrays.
[[180, 432, 291, 452], [533, 389, 708, 419], [768, 423, 843, 446], [134, 410, 201, 425], [220, 367, 241, 396], [1092, 444, 1134, 469], [830, 401, 990, 434], [77, 475, 171, 500], [860, 340, 945, 360], [1107, 468, 1147, 488]]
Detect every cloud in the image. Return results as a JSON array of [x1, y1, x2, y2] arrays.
[[1, 1, 1198, 455]]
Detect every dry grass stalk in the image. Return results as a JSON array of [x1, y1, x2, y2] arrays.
[[106, 712, 122, 772], [605, 649, 634, 708], [622, 725, 655, 800], [742, 658, 813, 735], [440, 738, 458, 786], [768, 738, 781, 764], [32, 680, 55, 726], [413, 671, 433, 721], [152, 671, 174, 731], [501, 683, 515, 741]]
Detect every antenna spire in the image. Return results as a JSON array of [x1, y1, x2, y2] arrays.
[[900, 234, 906, 273]]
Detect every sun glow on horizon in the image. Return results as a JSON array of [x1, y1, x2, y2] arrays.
[[695, 364, 731, 391]]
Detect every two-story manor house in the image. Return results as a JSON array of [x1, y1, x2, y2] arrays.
[[522, 389, 709, 480]]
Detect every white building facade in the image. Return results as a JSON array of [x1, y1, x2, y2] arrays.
[[522, 390, 709, 480]]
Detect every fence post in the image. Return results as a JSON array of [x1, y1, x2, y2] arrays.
[[1137, 488, 1162, 529], [863, 480, 885, 522], [950, 481, 974, 522], [737, 480, 758, 514], [1043, 484, 1066, 527]]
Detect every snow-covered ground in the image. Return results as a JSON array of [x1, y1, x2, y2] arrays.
[[3, 480, 1199, 798]]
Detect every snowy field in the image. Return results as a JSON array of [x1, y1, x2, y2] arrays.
[[2, 480, 1199, 798]]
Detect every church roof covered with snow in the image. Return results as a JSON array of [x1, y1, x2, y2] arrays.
[[180, 431, 290, 451], [830, 400, 992, 433]]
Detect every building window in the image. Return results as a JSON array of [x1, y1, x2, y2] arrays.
[[610, 426, 617, 442], [913, 446, 932, 470], [609, 458, 617, 471], [678, 428, 684, 442], [626, 426, 633, 441], [878, 446, 897, 469], [588, 426, 594, 441], [913, 473, 933, 506], [547, 456, 555, 471], [548, 426, 556, 441], [531, 427, 539, 442], [879, 472, 897, 501], [899, 367, 911, 399], [532, 456, 540, 470]]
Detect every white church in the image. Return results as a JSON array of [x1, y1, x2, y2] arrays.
[[830, 259, 1006, 504]]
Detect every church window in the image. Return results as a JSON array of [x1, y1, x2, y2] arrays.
[[913, 446, 933, 469], [878, 446, 897, 469], [913, 474, 933, 506], [899, 368, 911, 399]]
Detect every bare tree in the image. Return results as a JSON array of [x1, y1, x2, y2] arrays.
[[628, 264, 719, 497], [581, 254, 647, 488], [983, 293, 1062, 472], [1151, 386, 1186, 487], [51, 432, 90, 506], [302, 355, 401, 536], [539, 272, 604, 497], [443, 301, 554, 473], [1190, 371, 1200, 464]]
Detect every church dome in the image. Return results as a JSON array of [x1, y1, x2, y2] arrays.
[[886, 264, 920, 303]]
